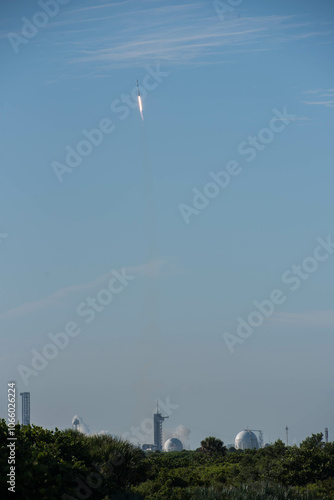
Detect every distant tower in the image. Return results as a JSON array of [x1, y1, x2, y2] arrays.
[[285, 426, 289, 446], [72, 416, 80, 432], [20, 392, 30, 426], [258, 430, 263, 448], [325, 428, 329, 443], [153, 401, 169, 451]]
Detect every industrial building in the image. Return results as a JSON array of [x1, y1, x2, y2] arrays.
[[164, 438, 183, 452], [142, 401, 185, 452], [134, 401, 331, 453], [20, 392, 30, 426], [142, 401, 170, 452], [235, 429, 259, 450], [153, 403, 169, 451]]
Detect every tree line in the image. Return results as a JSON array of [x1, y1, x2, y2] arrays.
[[1, 420, 333, 499]]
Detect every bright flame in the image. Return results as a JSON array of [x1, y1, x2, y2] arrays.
[[138, 95, 144, 121]]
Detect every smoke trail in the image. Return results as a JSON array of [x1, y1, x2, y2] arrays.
[[132, 85, 162, 424]]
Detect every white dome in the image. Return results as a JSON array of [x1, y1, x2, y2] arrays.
[[235, 430, 259, 450], [163, 438, 183, 452]]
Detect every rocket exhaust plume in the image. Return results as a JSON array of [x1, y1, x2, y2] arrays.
[[138, 95, 144, 121], [137, 80, 144, 121]]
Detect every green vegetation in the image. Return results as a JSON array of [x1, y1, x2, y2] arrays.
[[1, 420, 333, 499]]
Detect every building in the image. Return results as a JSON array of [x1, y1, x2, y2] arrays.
[[235, 429, 259, 450], [20, 392, 30, 426], [153, 403, 169, 451], [164, 438, 183, 452]]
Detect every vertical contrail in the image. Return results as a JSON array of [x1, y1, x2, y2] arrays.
[[133, 80, 161, 430]]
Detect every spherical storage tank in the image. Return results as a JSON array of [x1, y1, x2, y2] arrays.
[[235, 430, 259, 450], [163, 438, 183, 452]]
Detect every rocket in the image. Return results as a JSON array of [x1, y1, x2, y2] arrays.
[[137, 80, 144, 120]]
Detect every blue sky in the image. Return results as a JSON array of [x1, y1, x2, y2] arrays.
[[0, 0, 334, 448]]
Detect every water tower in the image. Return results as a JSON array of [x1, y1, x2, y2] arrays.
[[72, 416, 80, 432]]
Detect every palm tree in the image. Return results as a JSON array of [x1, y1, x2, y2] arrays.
[[199, 436, 227, 455]]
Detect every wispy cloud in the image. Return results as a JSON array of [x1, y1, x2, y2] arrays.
[[68, 13, 302, 68], [302, 89, 334, 95], [26, 1, 330, 71], [69, 1, 135, 15], [271, 310, 334, 328], [272, 116, 311, 122], [292, 30, 332, 40], [302, 100, 334, 108], [302, 88, 334, 108], [2, 2, 330, 71], [0, 259, 180, 319]]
